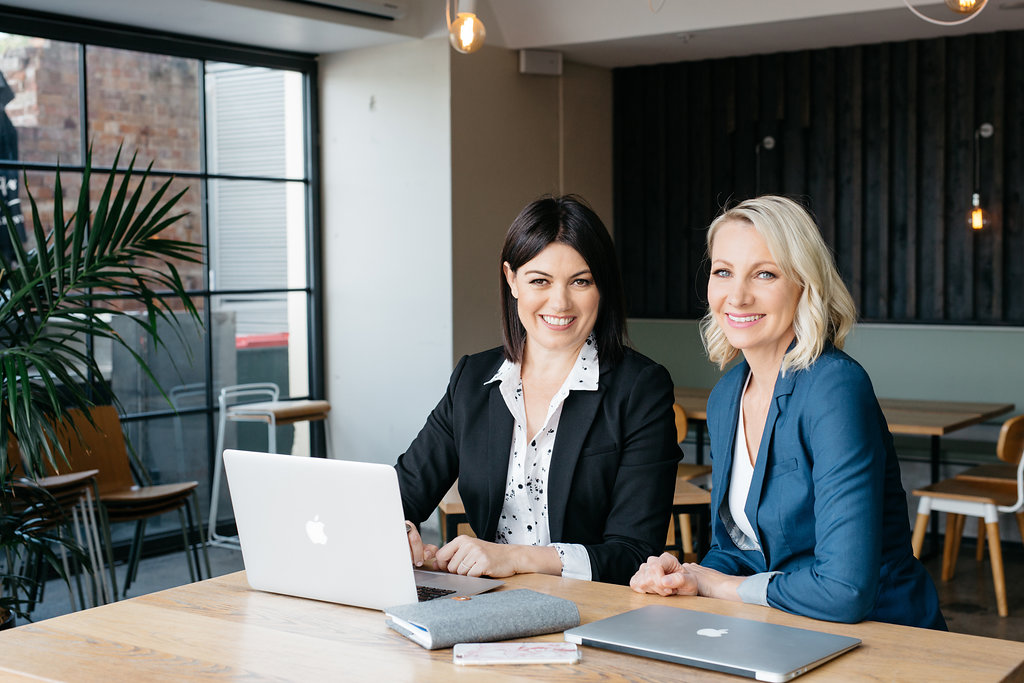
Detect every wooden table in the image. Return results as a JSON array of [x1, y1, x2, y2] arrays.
[[1, 571, 1022, 681]]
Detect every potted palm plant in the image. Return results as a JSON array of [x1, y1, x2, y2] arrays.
[[0, 147, 202, 626]]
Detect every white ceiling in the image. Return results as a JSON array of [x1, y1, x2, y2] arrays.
[[3, 0, 1023, 66]]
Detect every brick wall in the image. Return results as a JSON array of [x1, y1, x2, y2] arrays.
[[1, 36, 204, 295]]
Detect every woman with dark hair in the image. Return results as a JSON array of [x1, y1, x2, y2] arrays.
[[396, 195, 678, 585]]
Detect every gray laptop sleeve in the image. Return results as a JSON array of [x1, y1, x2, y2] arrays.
[[385, 589, 580, 650]]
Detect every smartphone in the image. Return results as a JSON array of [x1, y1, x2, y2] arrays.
[[452, 642, 581, 666]]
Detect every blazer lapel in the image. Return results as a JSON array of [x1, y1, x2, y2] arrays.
[[711, 367, 746, 501], [744, 367, 798, 551], [482, 384, 514, 541], [546, 386, 604, 541]]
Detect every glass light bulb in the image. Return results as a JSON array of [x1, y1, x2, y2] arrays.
[[971, 207, 985, 230], [449, 12, 486, 54], [969, 193, 989, 231], [945, 0, 980, 14]]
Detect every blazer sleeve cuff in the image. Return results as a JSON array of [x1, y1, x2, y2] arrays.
[[737, 571, 781, 606], [551, 543, 593, 581]]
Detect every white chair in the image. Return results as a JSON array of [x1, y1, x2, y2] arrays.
[[911, 414, 1024, 617], [208, 383, 332, 549]]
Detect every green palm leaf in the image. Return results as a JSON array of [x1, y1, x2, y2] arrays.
[[0, 146, 203, 479]]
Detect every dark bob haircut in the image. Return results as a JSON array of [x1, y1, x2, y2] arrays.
[[499, 194, 628, 366]]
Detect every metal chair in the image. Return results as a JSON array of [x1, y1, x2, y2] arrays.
[[911, 414, 1024, 616], [9, 458, 113, 610], [208, 383, 332, 549]]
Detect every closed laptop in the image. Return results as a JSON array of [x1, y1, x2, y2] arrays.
[[564, 605, 860, 682]]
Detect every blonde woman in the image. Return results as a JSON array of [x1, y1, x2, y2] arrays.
[[630, 196, 945, 629]]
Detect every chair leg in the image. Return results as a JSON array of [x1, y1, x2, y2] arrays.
[[977, 517, 986, 562], [189, 492, 211, 579], [680, 513, 694, 556], [209, 406, 229, 545], [911, 512, 929, 558], [124, 519, 148, 596], [94, 497, 119, 601], [1014, 512, 1024, 553], [941, 513, 960, 582], [948, 513, 966, 580], [986, 521, 1008, 617], [177, 507, 198, 583]]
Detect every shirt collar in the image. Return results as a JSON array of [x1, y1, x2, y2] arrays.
[[485, 334, 600, 391]]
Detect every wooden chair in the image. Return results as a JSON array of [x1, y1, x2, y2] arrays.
[[911, 414, 1024, 616], [53, 406, 211, 597], [955, 449, 1020, 563], [668, 404, 712, 558], [208, 383, 332, 549]]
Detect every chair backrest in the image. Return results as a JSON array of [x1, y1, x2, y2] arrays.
[[672, 404, 688, 444], [996, 414, 1024, 465], [54, 406, 136, 496], [218, 383, 280, 411]]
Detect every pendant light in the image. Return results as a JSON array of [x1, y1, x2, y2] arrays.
[[903, 0, 989, 26], [969, 123, 994, 231], [447, 0, 486, 54]]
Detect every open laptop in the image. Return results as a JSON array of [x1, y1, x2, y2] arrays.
[[222, 449, 503, 610], [564, 605, 860, 682]]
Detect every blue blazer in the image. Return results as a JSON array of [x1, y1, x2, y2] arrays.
[[702, 345, 945, 629], [395, 347, 679, 585]]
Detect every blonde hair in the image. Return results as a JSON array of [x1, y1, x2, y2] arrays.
[[699, 195, 856, 374]]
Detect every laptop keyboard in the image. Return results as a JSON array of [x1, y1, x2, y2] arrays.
[[416, 585, 457, 601]]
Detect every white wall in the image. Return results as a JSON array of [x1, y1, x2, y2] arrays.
[[320, 37, 454, 464]]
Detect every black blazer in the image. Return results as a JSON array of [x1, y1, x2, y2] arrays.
[[396, 346, 679, 585]]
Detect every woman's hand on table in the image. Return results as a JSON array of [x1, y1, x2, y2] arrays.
[[433, 536, 562, 578], [630, 553, 744, 601], [630, 552, 699, 596], [404, 520, 438, 568]]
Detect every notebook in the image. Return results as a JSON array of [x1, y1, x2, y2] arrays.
[[564, 605, 860, 682], [222, 449, 503, 610]]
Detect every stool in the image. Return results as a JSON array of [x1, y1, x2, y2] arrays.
[[208, 383, 332, 548]]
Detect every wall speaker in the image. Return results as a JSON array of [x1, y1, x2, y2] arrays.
[[519, 50, 563, 76]]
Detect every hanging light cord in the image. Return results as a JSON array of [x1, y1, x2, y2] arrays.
[[974, 127, 981, 194], [902, 0, 989, 26]]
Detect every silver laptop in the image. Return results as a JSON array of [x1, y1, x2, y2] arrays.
[[564, 605, 860, 682], [222, 449, 503, 610]]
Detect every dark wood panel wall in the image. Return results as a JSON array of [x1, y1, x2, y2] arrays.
[[614, 31, 1024, 324]]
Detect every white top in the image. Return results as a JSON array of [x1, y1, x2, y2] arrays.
[[729, 373, 759, 543], [484, 335, 599, 580]]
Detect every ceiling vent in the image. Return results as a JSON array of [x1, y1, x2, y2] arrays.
[[280, 0, 407, 20]]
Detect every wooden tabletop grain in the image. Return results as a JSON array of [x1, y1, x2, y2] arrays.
[[1, 571, 1022, 681]]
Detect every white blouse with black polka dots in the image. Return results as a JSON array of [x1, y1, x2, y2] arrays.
[[484, 335, 599, 580]]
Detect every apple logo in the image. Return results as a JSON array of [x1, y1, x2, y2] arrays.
[[305, 515, 328, 544], [696, 628, 729, 638]]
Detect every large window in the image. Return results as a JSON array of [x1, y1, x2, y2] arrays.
[[0, 13, 321, 545]]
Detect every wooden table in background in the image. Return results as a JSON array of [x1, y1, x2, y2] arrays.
[[1, 571, 1022, 681]]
